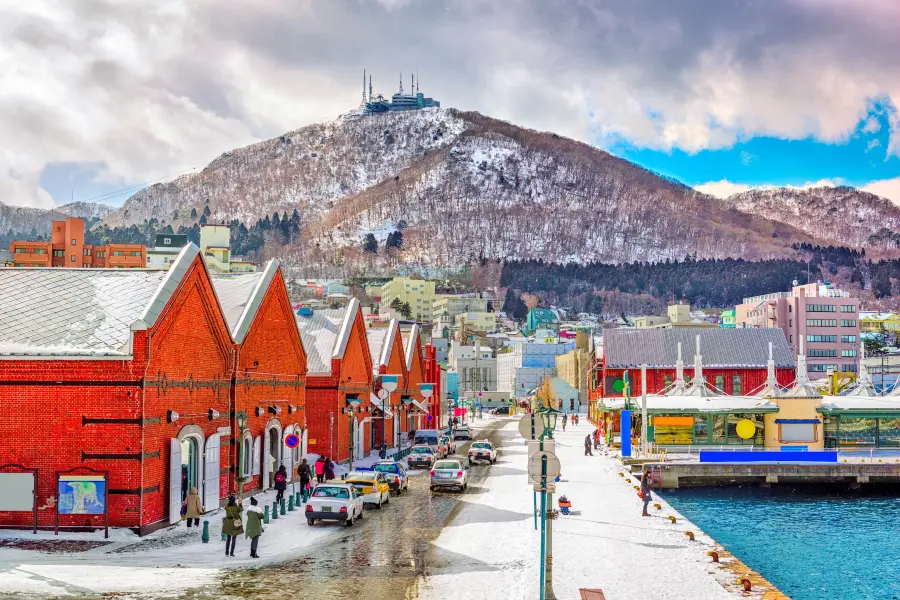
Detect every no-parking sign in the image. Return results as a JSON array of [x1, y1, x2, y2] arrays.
[[284, 433, 300, 449]]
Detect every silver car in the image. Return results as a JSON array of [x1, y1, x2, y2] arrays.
[[430, 459, 469, 492]]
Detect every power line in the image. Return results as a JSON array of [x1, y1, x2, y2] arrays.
[[74, 165, 204, 204]]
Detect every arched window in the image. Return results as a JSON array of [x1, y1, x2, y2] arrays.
[[242, 436, 252, 477]]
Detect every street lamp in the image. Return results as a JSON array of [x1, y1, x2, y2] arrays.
[[538, 406, 561, 440], [419, 383, 434, 428], [379, 374, 400, 458], [235, 410, 247, 502]]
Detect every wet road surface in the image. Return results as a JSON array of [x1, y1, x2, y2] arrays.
[[177, 417, 513, 600]]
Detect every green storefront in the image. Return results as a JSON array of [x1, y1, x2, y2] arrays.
[[821, 412, 900, 448]]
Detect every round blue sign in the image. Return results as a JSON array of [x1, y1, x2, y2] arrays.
[[285, 433, 300, 449]]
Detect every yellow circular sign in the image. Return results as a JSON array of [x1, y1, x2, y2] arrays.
[[735, 419, 756, 439]]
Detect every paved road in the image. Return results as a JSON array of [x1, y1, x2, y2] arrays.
[[176, 417, 512, 600]]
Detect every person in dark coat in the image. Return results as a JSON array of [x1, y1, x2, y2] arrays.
[[245, 497, 264, 558], [314, 456, 326, 483], [273, 465, 288, 503], [222, 495, 243, 557], [297, 459, 312, 501], [584, 434, 593, 456], [640, 470, 653, 516], [324, 457, 335, 481]]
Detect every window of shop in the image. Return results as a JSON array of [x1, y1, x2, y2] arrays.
[[714, 374, 725, 392], [711, 415, 727, 443], [731, 375, 742, 395], [693, 415, 708, 443], [780, 423, 817, 442]]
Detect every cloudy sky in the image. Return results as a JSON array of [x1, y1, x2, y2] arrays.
[[2, 0, 899, 210]]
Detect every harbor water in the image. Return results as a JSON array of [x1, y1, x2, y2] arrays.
[[663, 485, 900, 600]]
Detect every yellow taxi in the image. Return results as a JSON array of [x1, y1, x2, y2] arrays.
[[344, 471, 392, 509]]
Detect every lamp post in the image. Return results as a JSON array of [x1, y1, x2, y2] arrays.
[[235, 410, 247, 502], [379, 374, 400, 458], [342, 396, 364, 472], [419, 383, 434, 428], [537, 405, 559, 600]]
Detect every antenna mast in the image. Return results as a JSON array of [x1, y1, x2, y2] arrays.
[[399, 72, 403, 95]]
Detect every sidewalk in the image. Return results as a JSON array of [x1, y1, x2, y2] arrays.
[[0, 447, 409, 598], [419, 417, 755, 600]]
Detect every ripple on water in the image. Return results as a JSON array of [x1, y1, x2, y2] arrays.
[[663, 484, 900, 600]]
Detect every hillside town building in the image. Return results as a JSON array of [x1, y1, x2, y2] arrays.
[[9, 217, 146, 269]]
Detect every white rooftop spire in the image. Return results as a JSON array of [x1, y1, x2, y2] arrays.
[[666, 341, 687, 396], [852, 338, 879, 397], [757, 341, 783, 397], [783, 337, 822, 398], [684, 335, 716, 397]]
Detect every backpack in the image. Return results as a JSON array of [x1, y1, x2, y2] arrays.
[[275, 472, 286, 483]]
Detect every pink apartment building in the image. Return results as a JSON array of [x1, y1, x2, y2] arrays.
[[735, 282, 859, 379]]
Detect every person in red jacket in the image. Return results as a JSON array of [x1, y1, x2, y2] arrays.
[[314, 456, 326, 483]]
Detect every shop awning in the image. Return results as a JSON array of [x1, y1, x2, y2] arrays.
[[370, 392, 393, 418], [774, 418, 820, 424]]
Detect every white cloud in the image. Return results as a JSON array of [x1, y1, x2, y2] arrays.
[[0, 0, 899, 209], [861, 178, 900, 204], [696, 178, 844, 199]]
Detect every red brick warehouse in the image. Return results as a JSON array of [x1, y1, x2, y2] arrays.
[[296, 298, 374, 464], [210, 260, 307, 498], [367, 318, 409, 453], [401, 324, 434, 432], [0, 246, 234, 534]]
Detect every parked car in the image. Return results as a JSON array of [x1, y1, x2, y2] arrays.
[[306, 483, 364, 527], [468, 440, 497, 465], [345, 471, 391, 509], [407, 445, 437, 469], [441, 434, 457, 455], [490, 406, 510, 415], [454, 424, 472, 440], [373, 461, 409, 494], [430, 458, 469, 492]]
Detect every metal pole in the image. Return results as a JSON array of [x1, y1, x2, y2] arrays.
[[545, 485, 555, 600], [641, 364, 648, 457], [348, 410, 354, 472], [539, 454, 547, 600]]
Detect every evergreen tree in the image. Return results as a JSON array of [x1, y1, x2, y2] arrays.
[[203, 205, 211, 217], [199, 214, 208, 226], [190, 207, 198, 219], [363, 233, 378, 254]]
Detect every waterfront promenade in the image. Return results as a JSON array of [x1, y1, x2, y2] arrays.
[[420, 417, 774, 599]]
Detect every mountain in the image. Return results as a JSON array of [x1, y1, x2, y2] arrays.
[[104, 108, 819, 264], [721, 186, 900, 250], [0, 201, 113, 236]]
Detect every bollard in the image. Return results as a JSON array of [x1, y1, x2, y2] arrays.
[[684, 531, 695, 541], [288, 496, 294, 512], [280, 498, 286, 515], [272, 501, 279, 519], [201, 520, 210, 544], [653, 503, 662, 511], [740, 578, 752, 592], [264, 505, 270, 524], [667, 515, 677, 523], [295, 491, 302, 505]]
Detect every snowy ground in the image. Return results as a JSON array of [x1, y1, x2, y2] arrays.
[[0, 448, 412, 598], [418, 416, 755, 600]]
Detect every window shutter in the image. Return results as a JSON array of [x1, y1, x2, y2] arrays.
[[252, 436, 261, 476], [169, 439, 182, 525]]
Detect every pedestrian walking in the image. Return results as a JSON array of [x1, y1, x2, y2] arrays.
[[575, 414, 580, 426], [297, 458, 312, 502], [562, 416, 567, 432], [570, 414, 575, 426], [584, 434, 594, 456], [274, 465, 287, 503], [324, 457, 335, 481], [182, 487, 203, 529], [245, 497, 264, 558], [314, 456, 326, 483], [640, 470, 653, 517], [222, 495, 243, 557]]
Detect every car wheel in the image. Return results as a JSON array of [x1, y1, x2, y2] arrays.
[[358, 507, 364, 519], [462, 483, 468, 491], [384, 493, 390, 505], [346, 512, 354, 527], [469, 460, 474, 466], [307, 518, 315, 526], [430, 485, 436, 492], [376, 498, 382, 510]]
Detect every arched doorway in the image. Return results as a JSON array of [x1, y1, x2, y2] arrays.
[[352, 417, 365, 461], [263, 419, 282, 490]]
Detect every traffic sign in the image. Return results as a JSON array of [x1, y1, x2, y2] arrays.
[[284, 433, 300, 449], [527, 451, 561, 484], [518, 414, 538, 440], [533, 482, 556, 494], [377, 388, 389, 400]]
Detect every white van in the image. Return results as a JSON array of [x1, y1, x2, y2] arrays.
[[413, 429, 447, 458]]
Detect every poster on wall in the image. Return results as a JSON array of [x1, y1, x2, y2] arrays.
[[57, 476, 106, 515], [0, 467, 38, 534]]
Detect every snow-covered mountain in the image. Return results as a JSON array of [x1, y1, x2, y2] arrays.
[[0, 201, 113, 235], [722, 187, 900, 249], [103, 108, 818, 264]]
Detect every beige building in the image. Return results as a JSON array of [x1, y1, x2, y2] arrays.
[[380, 277, 437, 321], [455, 311, 496, 333], [433, 295, 489, 319], [555, 332, 592, 408], [200, 224, 257, 274], [634, 304, 716, 329]]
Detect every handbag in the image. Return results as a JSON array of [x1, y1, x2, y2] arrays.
[[233, 518, 242, 528]]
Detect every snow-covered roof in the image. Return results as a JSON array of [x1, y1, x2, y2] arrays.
[[295, 298, 360, 374], [819, 396, 900, 412], [404, 324, 420, 371], [0, 245, 199, 357], [603, 394, 778, 413], [366, 325, 390, 369], [209, 260, 278, 343]]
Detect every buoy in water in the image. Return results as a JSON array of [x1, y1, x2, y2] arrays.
[[684, 531, 695, 541], [668, 515, 677, 523], [707, 551, 719, 563]]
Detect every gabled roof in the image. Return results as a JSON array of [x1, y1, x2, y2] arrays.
[[0, 244, 199, 357], [295, 298, 360, 374], [404, 324, 421, 372], [366, 318, 400, 370], [603, 328, 795, 369], [210, 260, 278, 343]]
